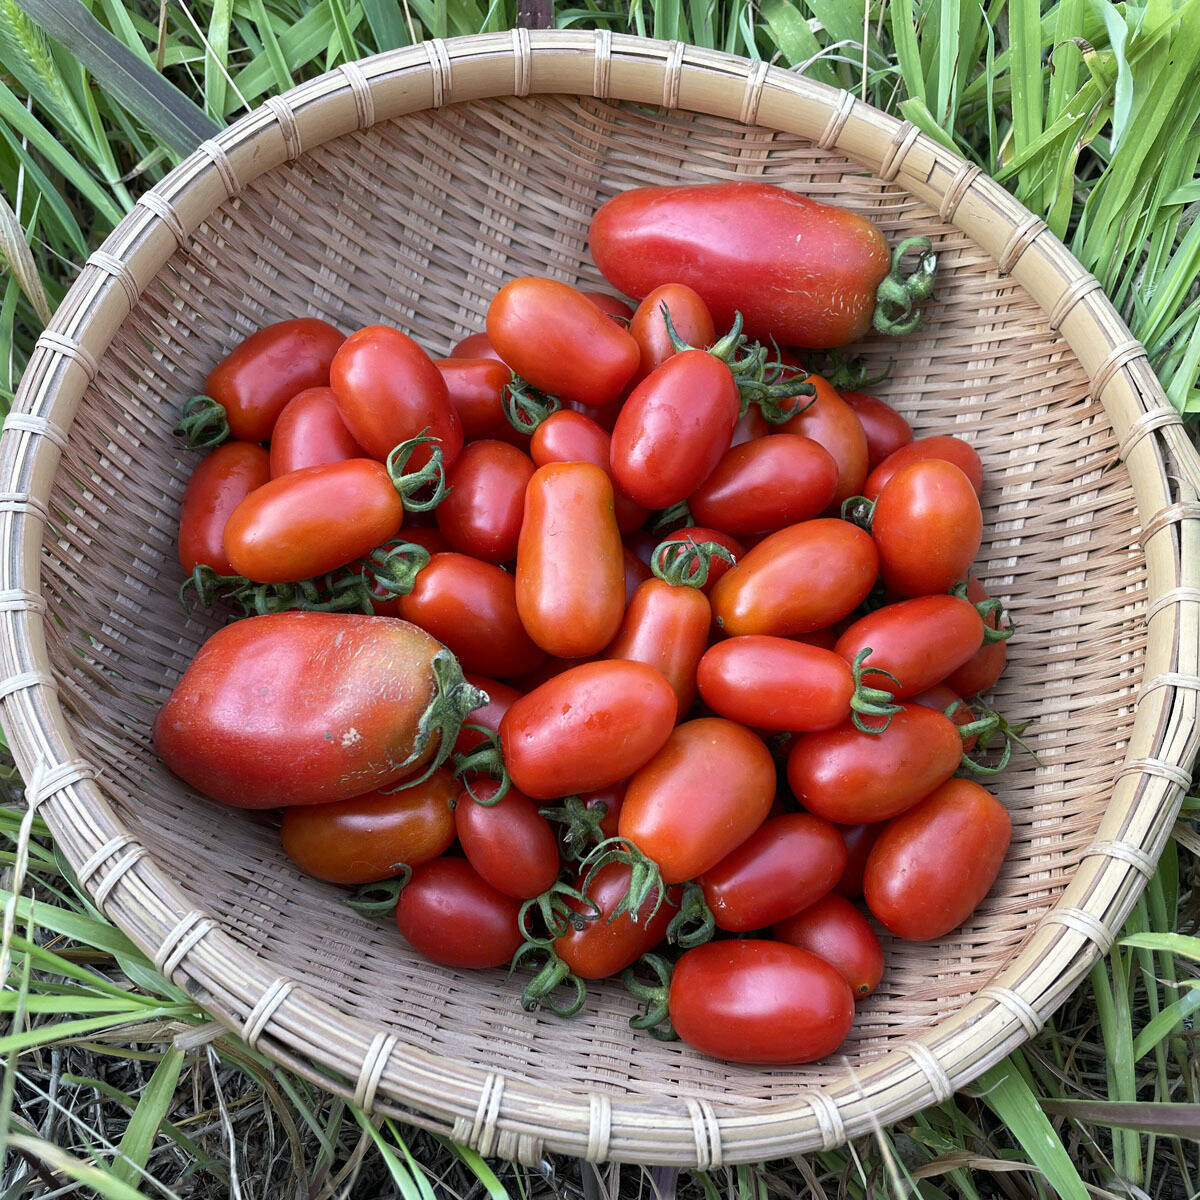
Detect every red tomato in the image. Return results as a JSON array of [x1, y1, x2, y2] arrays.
[[388, 525, 449, 558], [910, 683, 982, 749], [223, 459, 402, 583], [434, 358, 522, 444], [453, 675, 522, 758], [500, 661, 677, 800], [280, 770, 457, 884], [842, 391, 913, 469], [605, 578, 711, 719], [872, 460, 982, 597], [690, 436, 838, 535], [619, 718, 776, 883], [786, 705, 963, 823], [434, 440, 534, 564], [269, 387, 365, 477], [835, 596, 984, 699], [397, 553, 545, 678], [711, 520, 878, 636], [454, 780, 561, 899], [623, 546, 653, 604], [795, 625, 844, 652], [504, 655, 594, 693], [610, 351, 740, 508], [205, 318, 345, 442], [773, 893, 884, 997], [487, 278, 639, 407], [946, 577, 1008, 696], [864, 778, 1011, 940], [669, 941, 855, 1064], [154, 613, 480, 807], [655, 527, 744, 594], [583, 291, 634, 321], [515, 463, 626, 658], [178, 442, 270, 576], [449, 331, 506, 364], [864, 435, 983, 500], [395, 858, 523, 969], [589, 182, 890, 347], [330, 325, 463, 468], [730, 405, 771, 447], [779, 376, 869, 509], [629, 283, 716, 380], [530, 411, 649, 533], [700, 813, 846, 931], [834, 822, 883, 897]]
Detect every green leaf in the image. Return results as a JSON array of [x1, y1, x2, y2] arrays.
[[758, 0, 834, 85], [1132, 986, 1200, 1061], [890, 0, 926, 104], [110, 1045, 185, 1187], [898, 96, 961, 152], [7, 1134, 150, 1200], [360, 0, 410, 49], [1120, 932, 1200, 964]]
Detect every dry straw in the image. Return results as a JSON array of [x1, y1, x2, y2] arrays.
[[2, 30, 1199, 1167]]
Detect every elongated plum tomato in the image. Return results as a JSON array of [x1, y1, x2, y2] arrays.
[[434, 440, 534, 564], [434, 358, 521, 444], [223, 459, 402, 583], [670, 941, 856, 1064], [454, 780, 560, 900], [779, 376, 869, 508], [396, 553, 545, 679], [629, 283, 716, 381], [835, 595, 984, 699], [619, 718, 776, 884], [872, 460, 982, 597], [279, 769, 457, 884], [710, 520, 878, 636], [500, 660, 677, 800], [864, 778, 1011, 940], [864, 434, 983, 500], [329, 325, 462, 469], [842, 391, 913, 468], [773, 893, 885, 997], [269, 387, 365, 477], [486, 277, 639, 407], [786, 705, 963, 824], [610, 349, 741, 510], [395, 858, 522, 969], [178, 442, 270, 575], [453, 674, 522, 758], [700, 813, 846, 932], [946, 577, 1008, 697], [515, 463, 625, 659], [449, 331, 506, 364], [696, 636, 859, 732], [834, 823, 883, 898], [153, 613, 483, 808], [605, 578, 711, 719], [689, 435, 838, 535], [588, 182, 890, 348], [205, 317, 344, 442]]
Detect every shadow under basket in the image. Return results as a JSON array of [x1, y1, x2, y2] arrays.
[[3, 30, 1200, 1169]]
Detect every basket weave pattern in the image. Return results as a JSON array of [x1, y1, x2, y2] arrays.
[[2, 31, 1199, 1167]]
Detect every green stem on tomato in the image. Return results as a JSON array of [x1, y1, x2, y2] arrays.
[[539, 795, 609, 861], [649, 538, 735, 589], [848, 648, 903, 733], [622, 953, 678, 1040], [666, 883, 715, 950], [452, 726, 511, 806], [579, 836, 668, 926], [510, 941, 587, 1017], [503, 374, 561, 433], [174, 394, 230, 449], [518, 880, 598, 945], [386, 430, 450, 512], [873, 236, 937, 336], [345, 870, 411, 915], [840, 494, 876, 531]]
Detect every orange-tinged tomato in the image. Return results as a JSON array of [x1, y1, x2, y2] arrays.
[[629, 283, 715, 381], [178, 442, 271, 576], [778, 375, 869, 509]]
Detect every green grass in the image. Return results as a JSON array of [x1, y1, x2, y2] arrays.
[[2, 0, 1200, 1195]]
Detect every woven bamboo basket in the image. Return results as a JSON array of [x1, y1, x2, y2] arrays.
[[3, 29, 1200, 1168]]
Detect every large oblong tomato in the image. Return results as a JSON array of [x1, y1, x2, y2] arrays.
[[773, 893, 885, 997], [454, 781, 560, 900], [178, 442, 271, 575], [435, 439, 535, 564], [864, 434, 983, 500], [779, 376, 870, 508]]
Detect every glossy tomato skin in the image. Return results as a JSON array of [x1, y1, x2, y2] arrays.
[[864, 778, 1011, 940], [834, 823, 884, 897], [395, 858, 523, 969], [864, 435, 983, 500], [453, 675, 522, 758], [589, 182, 890, 348], [835, 596, 984, 699], [449, 331, 506, 364], [500, 661, 677, 800], [620, 717, 776, 884], [515, 463, 626, 658], [330, 325, 462, 468], [773, 893, 884, 997], [779, 376, 869, 509], [435, 440, 534, 564], [700, 813, 846, 931], [689, 436, 838, 535], [711, 520, 878, 636], [655, 527, 745, 594], [280, 770, 457, 884], [873, 460, 982, 597], [178, 442, 271, 575], [629, 283, 716, 381], [946, 577, 1007, 696], [696, 637, 855, 732], [454, 780, 561, 899], [605, 579, 711, 719], [583, 291, 634, 321], [269, 387, 365, 477], [397, 553, 545, 679], [223, 459, 402, 583], [206, 318, 345, 443], [786, 705, 963, 824], [623, 547, 653, 604], [842, 391, 913, 469], [154, 613, 461, 807], [670, 940, 856, 1064], [487, 277, 639, 407], [610, 351, 740, 509], [434, 358, 521, 444]]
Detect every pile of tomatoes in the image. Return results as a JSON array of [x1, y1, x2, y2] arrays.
[[155, 183, 1016, 1066]]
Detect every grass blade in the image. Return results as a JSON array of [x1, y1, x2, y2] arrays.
[[110, 1045, 185, 1187], [0, 188, 51, 325], [360, 0, 410, 49]]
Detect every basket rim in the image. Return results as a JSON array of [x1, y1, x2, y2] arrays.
[[2, 29, 1199, 1168]]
